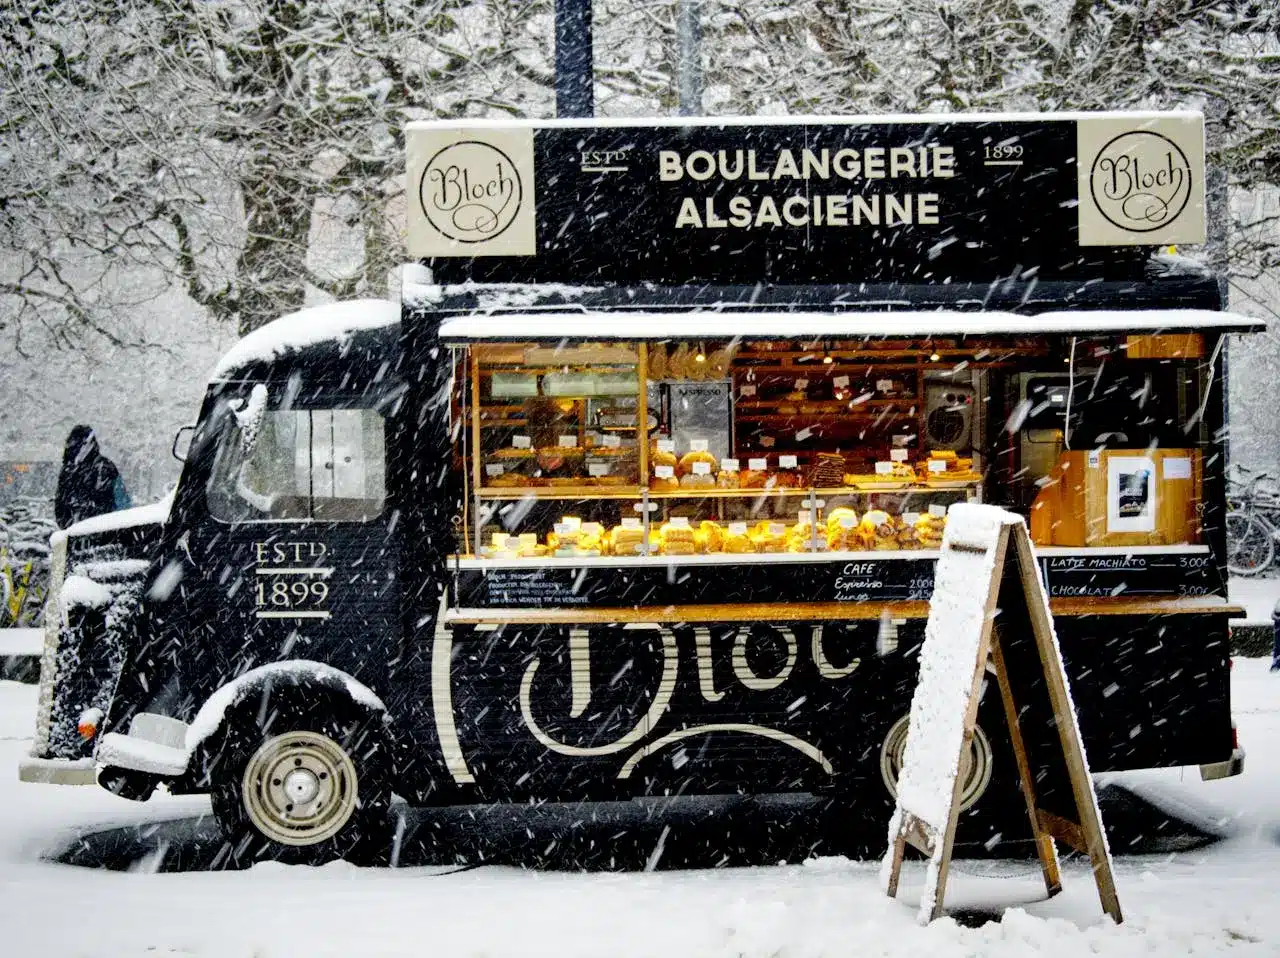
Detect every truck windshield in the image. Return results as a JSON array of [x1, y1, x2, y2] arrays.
[[207, 405, 386, 522]]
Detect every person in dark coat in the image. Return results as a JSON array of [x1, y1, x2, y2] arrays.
[[54, 425, 131, 529]]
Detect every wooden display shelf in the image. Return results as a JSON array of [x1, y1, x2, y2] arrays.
[[477, 485, 644, 500], [737, 412, 917, 424]]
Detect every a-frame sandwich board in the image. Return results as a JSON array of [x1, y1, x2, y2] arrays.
[[882, 504, 1122, 926]]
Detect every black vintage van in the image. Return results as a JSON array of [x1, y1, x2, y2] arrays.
[[23, 113, 1260, 864]]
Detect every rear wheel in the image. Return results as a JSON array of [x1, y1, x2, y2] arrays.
[[210, 694, 390, 865], [1226, 512, 1274, 577]]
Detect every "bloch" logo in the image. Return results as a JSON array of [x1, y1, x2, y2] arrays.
[[419, 141, 523, 243], [1088, 130, 1192, 234]]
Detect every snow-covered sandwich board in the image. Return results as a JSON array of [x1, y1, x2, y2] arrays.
[[881, 503, 1121, 925]]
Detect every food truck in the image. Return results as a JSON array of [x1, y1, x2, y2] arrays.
[[22, 112, 1262, 864]]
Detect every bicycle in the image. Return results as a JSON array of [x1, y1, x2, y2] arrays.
[[0, 500, 55, 628], [1225, 468, 1280, 577]]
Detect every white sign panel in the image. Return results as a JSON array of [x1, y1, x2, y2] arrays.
[[1076, 114, 1205, 247], [407, 127, 537, 257], [1106, 455, 1157, 533]]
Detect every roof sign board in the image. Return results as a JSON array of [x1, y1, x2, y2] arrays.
[[406, 113, 1206, 287]]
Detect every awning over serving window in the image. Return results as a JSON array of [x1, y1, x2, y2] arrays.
[[438, 309, 1265, 343]]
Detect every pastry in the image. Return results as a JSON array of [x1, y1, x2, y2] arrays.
[[695, 521, 724, 554], [680, 471, 716, 489], [715, 469, 741, 489], [611, 524, 648, 556], [678, 449, 718, 476]]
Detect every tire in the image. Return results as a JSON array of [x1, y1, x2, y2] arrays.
[[1226, 512, 1274, 577], [209, 690, 391, 866], [822, 676, 1026, 859]]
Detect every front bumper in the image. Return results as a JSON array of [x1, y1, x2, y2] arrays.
[[1199, 747, 1246, 781], [17, 756, 96, 785]]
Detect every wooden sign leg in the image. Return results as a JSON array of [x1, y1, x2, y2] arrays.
[[990, 638, 1061, 897], [885, 834, 906, 899]]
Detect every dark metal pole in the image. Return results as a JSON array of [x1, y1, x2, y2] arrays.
[[555, 0, 594, 118], [677, 1, 702, 116]]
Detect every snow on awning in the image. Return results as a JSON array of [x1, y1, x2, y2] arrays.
[[438, 309, 1265, 343]]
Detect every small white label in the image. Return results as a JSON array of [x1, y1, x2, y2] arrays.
[[797, 510, 812, 524], [749, 457, 768, 471], [874, 461, 894, 475], [690, 438, 709, 452], [794, 378, 809, 391], [780, 455, 798, 469], [558, 434, 578, 449], [768, 523, 787, 536], [588, 463, 611, 477], [485, 463, 505, 477], [833, 375, 850, 388], [669, 516, 691, 529], [740, 384, 757, 397], [929, 504, 947, 517], [838, 515, 856, 529], [553, 523, 575, 537], [729, 522, 748, 535], [559, 516, 582, 531], [903, 512, 921, 524], [876, 379, 894, 392], [928, 459, 948, 473], [721, 458, 740, 472], [602, 433, 622, 448], [622, 517, 642, 530], [890, 449, 909, 462], [512, 435, 532, 449], [1088, 450, 1102, 468], [658, 439, 675, 453], [1163, 457, 1193, 480], [692, 461, 712, 475], [655, 465, 675, 479]]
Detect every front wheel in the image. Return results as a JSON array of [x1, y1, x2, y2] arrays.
[[210, 696, 390, 865], [1226, 512, 1274, 577]]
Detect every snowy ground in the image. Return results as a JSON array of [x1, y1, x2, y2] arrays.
[[1229, 576, 1280, 626], [0, 662, 1277, 956]]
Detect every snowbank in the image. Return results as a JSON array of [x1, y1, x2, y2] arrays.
[[211, 299, 400, 379]]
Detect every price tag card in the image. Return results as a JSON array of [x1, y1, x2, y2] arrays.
[[588, 463, 611, 477], [654, 465, 675, 479], [622, 517, 642, 530], [602, 433, 622, 448], [833, 375, 850, 388], [874, 461, 894, 475], [929, 504, 947, 517], [928, 459, 948, 473], [876, 379, 894, 392], [559, 516, 582, 531], [553, 523, 575, 537], [657, 439, 675, 453], [485, 463, 505, 477], [902, 512, 921, 524], [749, 457, 768, 471], [779, 455, 799, 469], [669, 516, 691, 529], [512, 435, 532, 449], [692, 461, 712, 475], [768, 523, 787, 536], [558, 434, 579, 449], [838, 515, 856, 529], [794, 378, 809, 391], [797, 510, 812, 524], [721, 458, 740, 472], [729, 521, 748, 535], [690, 438, 709, 452], [890, 449, 909, 462], [1164, 457, 1193, 480], [740, 384, 757, 397]]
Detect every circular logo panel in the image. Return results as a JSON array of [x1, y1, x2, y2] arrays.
[[1089, 131, 1192, 234], [419, 141, 523, 244]]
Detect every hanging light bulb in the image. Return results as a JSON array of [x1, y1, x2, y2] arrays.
[[694, 341, 706, 363], [929, 352, 941, 362]]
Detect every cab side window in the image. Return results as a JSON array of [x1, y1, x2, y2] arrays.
[[208, 407, 386, 522]]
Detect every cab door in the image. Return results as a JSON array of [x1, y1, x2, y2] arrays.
[[186, 386, 399, 700]]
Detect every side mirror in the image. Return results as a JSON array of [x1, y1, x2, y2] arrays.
[[171, 425, 196, 462]]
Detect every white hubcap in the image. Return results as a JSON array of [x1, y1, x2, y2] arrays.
[[241, 730, 359, 846], [880, 714, 995, 812]]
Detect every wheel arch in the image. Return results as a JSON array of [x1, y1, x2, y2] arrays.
[[184, 660, 389, 790]]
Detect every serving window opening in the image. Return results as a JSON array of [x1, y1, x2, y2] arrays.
[[450, 332, 1213, 562]]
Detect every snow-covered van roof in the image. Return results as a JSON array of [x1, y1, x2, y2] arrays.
[[438, 309, 1264, 343], [212, 299, 400, 380]]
